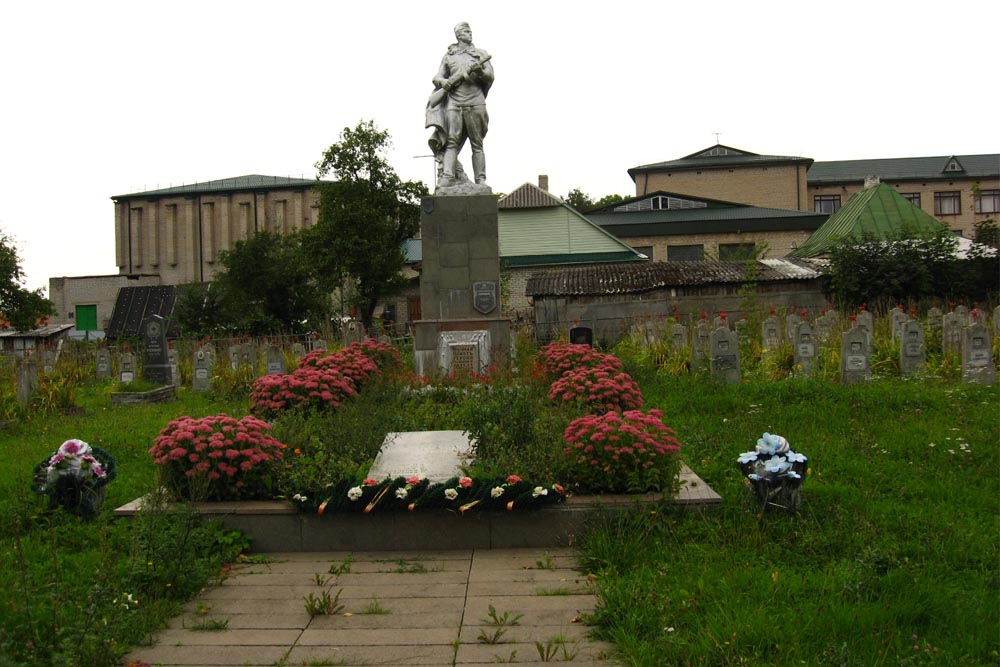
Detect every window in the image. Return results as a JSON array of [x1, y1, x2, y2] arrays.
[[719, 243, 756, 260], [667, 244, 704, 262], [901, 193, 921, 208], [974, 189, 1000, 214], [934, 191, 961, 216], [814, 195, 841, 214], [631, 245, 654, 259]]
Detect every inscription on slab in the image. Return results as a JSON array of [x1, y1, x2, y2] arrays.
[[367, 431, 475, 482]]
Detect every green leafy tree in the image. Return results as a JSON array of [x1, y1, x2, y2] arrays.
[[211, 231, 326, 334], [593, 193, 625, 209], [305, 120, 427, 328], [564, 188, 594, 211], [171, 282, 231, 337], [0, 230, 54, 331]]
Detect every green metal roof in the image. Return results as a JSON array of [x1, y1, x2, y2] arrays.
[[629, 144, 813, 181], [789, 185, 947, 258], [587, 204, 827, 237], [807, 154, 1000, 184], [112, 175, 319, 200]]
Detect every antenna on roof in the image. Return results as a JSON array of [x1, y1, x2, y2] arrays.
[[713, 132, 722, 144]]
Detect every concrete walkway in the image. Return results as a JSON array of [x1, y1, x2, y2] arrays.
[[124, 548, 620, 666]]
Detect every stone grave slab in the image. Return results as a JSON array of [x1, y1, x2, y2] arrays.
[[142, 315, 171, 385], [96, 348, 112, 380], [709, 327, 740, 384], [899, 320, 926, 376], [367, 431, 475, 483], [761, 316, 782, 351], [193, 347, 213, 392], [840, 327, 871, 384], [668, 322, 687, 351], [793, 322, 816, 376], [962, 323, 995, 385], [119, 352, 136, 384]]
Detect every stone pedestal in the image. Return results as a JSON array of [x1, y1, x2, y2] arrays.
[[413, 194, 510, 376]]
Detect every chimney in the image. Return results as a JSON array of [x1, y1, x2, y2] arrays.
[[864, 175, 881, 189], [538, 175, 549, 192]]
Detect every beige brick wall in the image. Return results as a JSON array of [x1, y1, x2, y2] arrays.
[[49, 274, 162, 330], [114, 187, 321, 284], [616, 230, 814, 261], [636, 164, 810, 211], [808, 177, 1000, 238]]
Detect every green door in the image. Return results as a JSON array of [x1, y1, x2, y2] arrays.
[[75, 305, 98, 331]]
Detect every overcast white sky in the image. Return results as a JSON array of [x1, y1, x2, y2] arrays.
[[1, 0, 997, 294]]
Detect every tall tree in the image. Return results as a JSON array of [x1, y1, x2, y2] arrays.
[[564, 188, 594, 211], [210, 231, 325, 334], [0, 231, 54, 331], [305, 120, 427, 328]]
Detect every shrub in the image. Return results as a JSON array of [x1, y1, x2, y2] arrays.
[[150, 414, 287, 500], [348, 339, 403, 373], [562, 409, 681, 493], [534, 341, 622, 384], [249, 366, 358, 419], [548, 363, 644, 414]]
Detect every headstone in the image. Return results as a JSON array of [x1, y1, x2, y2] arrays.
[[890, 306, 908, 342], [814, 313, 833, 342], [667, 322, 687, 352], [95, 348, 112, 380], [228, 343, 241, 370], [192, 346, 213, 392], [167, 348, 180, 386], [840, 327, 871, 384], [961, 323, 995, 385], [344, 320, 365, 345], [367, 431, 474, 483], [713, 315, 729, 331], [292, 342, 306, 358], [793, 322, 816, 376], [709, 327, 741, 384], [142, 315, 171, 385], [954, 305, 970, 326], [642, 321, 659, 346], [265, 345, 286, 375], [785, 312, 801, 343], [40, 349, 56, 375], [734, 317, 749, 341], [238, 342, 256, 373], [312, 338, 327, 352], [899, 321, 926, 376], [854, 311, 874, 344], [119, 351, 136, 384], [927, 307, 943, 336], [569, 326, 593, 346], [761, 316, 782, 351], [941, 312, 962, 356], [16, 358, 39, 404], [691, 321, 711, 373]]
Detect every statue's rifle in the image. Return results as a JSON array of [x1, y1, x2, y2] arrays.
[[427, 55, 492, 108]]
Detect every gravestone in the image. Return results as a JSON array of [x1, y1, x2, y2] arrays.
[[16, 358, 39, 405], [840, 327, 871, 384], [40, 349, 56, 375], [667, 322, 687, 352], [890, 307, 908, 342], [927, 307, 943, 336], [793, 322, 817, 376], [266, 345, 286, 375], [119, 352, 136, 384], [95, 348, 112, 380], [367, 431, 474, 483], [569, 326, 593, 346], [942, 312, 962, 355], [312, 338, 327, 351], [642, 321, 659, 346], [292, 342, 306, 358], [814, 313, 833, 341], [167, 348, 180, 386], [899, 321, 926, 376], [709, 327, 740, 384], [691, 320, 711, 373], [713, 315, 729, 331], [343, 320, 365, 345], [439, 330, 490, 375], [961, 323, 995, 385], [734, 317, 749, 341], [192, 346, 213, 392], [238, 342, 256, 373], [954, 305, 970, 326], [228, 344, 240, 371], [761, 316, 782, 351], [785, 312, 801, 343], [142, 315, 171, 385], [854, 311, 874, 343]]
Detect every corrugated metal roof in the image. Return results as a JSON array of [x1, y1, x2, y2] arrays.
[[0, 324, 74, 338], [789, 185, 947, 258], [525, 259, 825, 297], [808, 154, 1000, 184], [589, 205, 826, 227], [112, 175, 320, 200], [498, 182, 565, 209], [629, 144, 813, 179]]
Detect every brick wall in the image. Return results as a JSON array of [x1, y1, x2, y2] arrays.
[[614, 230, 815, 261], [49, 274, 162, 330], [636, 164, 810, 211]]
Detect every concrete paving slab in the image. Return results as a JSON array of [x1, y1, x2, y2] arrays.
[[467, 580, 595, 597], [124, 644, 289, 666], [135, 628, 300, 646], [458, 622, 595, 644], [285, 643, 457, 665], [307, 610, 463, 629], [456, 640, 617, 663], [463, 594, 598, 615], [297, 626, 458, 646], [168, 612, 310, 630]]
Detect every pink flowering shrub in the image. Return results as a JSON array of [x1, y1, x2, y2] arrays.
[[326, 346, 381, 389], [534, 340, 623, 384], [150, 414, 287, 500], [348, 339, 403, 374], [562, 409, 681, 493], [548, 362, 644, 413], [249, 366, 358, 419]]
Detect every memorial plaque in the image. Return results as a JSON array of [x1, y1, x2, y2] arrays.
[[438, 330, 490, 375], [367, 431, 474, 483], [450, 343, 479, 375], [266, 346, 286, 375], [840, 328, 871, 384], [472, 281, 497, 315]]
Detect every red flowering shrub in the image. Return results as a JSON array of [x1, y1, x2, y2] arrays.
[[328, 347, 381, 390], [348, 339, 403, 374], [535, 341, 623, 384], [562, 409, 681, 493], [249, 366, 358, 419], [548, 362, 644, 413], [150, 414, 287, 500]]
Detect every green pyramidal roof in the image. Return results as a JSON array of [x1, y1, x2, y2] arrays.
[[789, 184, 947, 258]]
